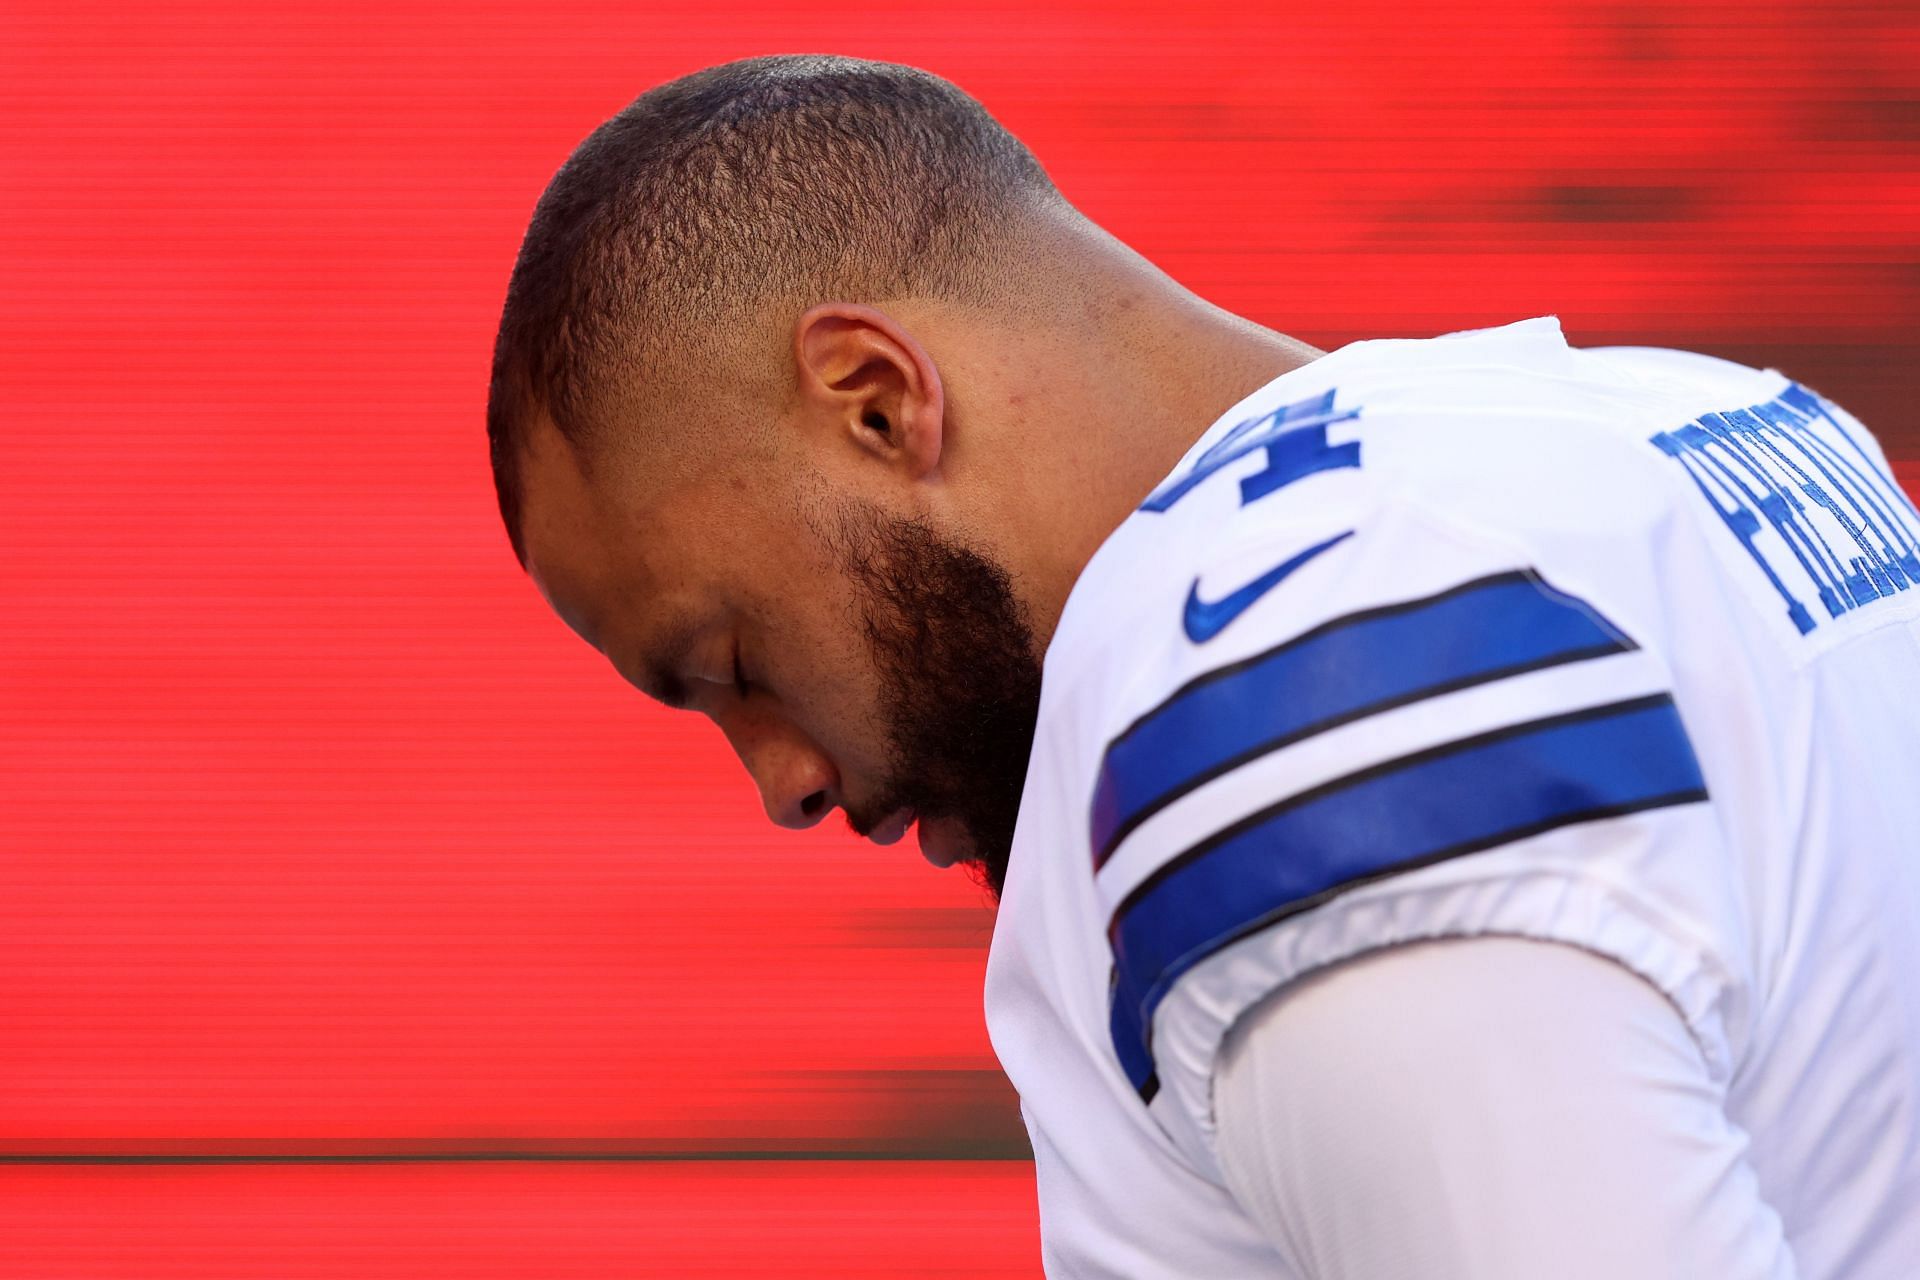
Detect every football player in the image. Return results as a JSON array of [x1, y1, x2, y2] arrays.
[[486, 53, 1920, 1278]]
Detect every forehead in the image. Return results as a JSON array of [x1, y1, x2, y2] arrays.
[[514, 396, 837, 669], [516, 407, 769, 656], [515, 412, 634, 652]]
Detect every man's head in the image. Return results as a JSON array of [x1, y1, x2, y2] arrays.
[[487, 55, 1082, 896]]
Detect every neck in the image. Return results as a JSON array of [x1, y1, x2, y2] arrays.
[[968, 230, 1324, 654]]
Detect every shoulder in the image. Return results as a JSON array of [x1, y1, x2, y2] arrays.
[[1089, 491, 1720, 1123], [1045, 317, 1770, 712], [1037, 326, 1756, 1173]]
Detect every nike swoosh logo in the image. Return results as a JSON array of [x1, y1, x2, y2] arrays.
[[1182, 530, 1355, 644]]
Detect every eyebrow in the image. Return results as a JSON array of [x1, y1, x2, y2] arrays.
[[636, 616, 704, 710]]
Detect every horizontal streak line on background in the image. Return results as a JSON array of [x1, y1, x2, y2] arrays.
[[0, 1151, 1035, 1165]]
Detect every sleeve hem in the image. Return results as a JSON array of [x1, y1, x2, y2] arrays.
[[1141, 862, 1741, 1181]]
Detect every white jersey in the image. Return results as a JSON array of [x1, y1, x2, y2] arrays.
[[982, 317, 1920, 1278]]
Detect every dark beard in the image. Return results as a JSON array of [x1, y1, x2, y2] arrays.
[[829, 502, 1044, 901]]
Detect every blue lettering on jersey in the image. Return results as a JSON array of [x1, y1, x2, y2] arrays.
[[1181, 530, 1355, 645], [1651, 383, 1920, 635], [1142, 388, 1360, 513]]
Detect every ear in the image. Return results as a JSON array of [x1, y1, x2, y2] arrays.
[[791, 302, 945, 481]]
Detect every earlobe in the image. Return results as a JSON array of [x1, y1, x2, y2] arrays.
[[792, 302, 944, 480]]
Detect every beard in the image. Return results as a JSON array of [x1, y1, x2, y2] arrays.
[[827, 501, 1045, 902]]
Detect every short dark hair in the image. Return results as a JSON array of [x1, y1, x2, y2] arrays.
[[486, 53, 1065, 569]]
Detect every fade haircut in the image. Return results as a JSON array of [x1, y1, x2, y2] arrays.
[[486, 53, 1067, 568]]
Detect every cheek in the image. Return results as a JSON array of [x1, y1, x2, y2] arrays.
[[734, 495, 892, 771], [764, 593, 892, 768]]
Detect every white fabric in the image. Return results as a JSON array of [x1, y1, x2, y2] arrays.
[[1213, 935, 1798, 1279], [981, 317, 1920, 1277]]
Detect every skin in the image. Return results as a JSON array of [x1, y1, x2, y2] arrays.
[[514, 211, 1324, 879]]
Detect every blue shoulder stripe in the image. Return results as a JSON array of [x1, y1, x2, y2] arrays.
[[1091, 571, 1635, 868], [1107, 968, 1158, 1103], [1106, 693, 1707, 1099]]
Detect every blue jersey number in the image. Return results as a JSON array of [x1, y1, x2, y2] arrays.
[[1142, 388, 1361, 513]]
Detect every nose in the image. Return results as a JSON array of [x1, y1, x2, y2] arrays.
[[761, 760, 837, 829], [714, 704, 840, 830]]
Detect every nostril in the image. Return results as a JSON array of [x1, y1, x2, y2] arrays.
[[800, 790, 828, 820]]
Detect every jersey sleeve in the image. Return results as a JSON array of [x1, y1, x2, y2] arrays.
[[1085, 493, 1748, 1177], [1212, 936, 1798, 1279]]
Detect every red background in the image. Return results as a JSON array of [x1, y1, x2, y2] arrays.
[[3, 2, 1914, 1275]]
